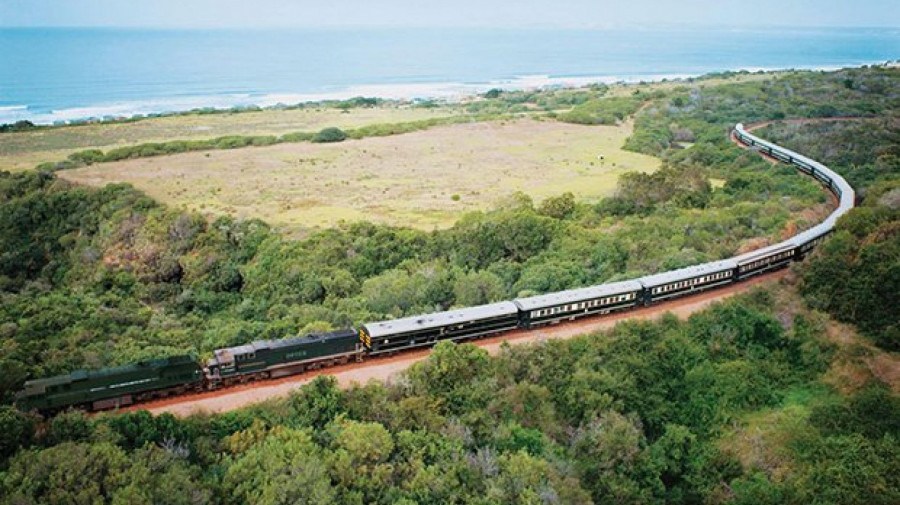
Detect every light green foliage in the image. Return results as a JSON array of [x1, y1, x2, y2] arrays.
[[224, 427, 335, 505], [1, 441, 212, 505], [453, 269, 506, 306]]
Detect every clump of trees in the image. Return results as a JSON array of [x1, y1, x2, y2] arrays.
[[312, 127, 348, 143], [557, 96, 643, 125]]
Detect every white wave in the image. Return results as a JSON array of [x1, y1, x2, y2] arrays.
[[5, 62, 884, 126]]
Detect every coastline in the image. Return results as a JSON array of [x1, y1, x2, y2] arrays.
[[1, 62, 889, 126]]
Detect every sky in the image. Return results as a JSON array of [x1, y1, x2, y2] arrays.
[[1, 0, 898, 29]]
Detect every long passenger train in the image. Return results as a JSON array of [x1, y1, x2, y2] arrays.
[[15, 123, 856, 413]]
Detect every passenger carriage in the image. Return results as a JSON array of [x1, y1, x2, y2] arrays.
[[361, 302, 520, 355], [638, 259, 737, 304], [513, 280, 643, 328]]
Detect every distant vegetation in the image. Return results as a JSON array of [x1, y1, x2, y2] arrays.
[[0, 96, 390, 133], [556, 96, 646, 125]]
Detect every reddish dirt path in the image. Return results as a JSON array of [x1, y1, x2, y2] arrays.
[[130, 270, 787, 417]]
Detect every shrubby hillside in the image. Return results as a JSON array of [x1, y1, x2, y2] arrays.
[[0, 148, 819, 400], [1, 291, 896, 504], [759, 119, 899, 350]]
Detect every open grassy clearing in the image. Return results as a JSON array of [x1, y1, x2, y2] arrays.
[[0, 105, 459, 171], [60, 117, 660, 232]]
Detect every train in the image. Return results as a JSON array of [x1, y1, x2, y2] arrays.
[[14, 123, 856, 414]]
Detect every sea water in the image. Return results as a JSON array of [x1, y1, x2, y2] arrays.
[[1, 26, 898, 124]]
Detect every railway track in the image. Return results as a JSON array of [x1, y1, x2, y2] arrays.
[[25, 119, 854, 416], [127, 270, 788, 417]]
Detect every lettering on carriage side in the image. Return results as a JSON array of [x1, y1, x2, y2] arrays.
[[89, 377, 157, 392], [285, 351, 308, 360]]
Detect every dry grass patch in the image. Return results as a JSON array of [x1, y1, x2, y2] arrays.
[[61, 118, 659, 232], [0, 106, 458, 171]]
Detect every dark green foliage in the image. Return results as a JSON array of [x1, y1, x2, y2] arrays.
[[809, 383, 900, 439], [601, 166, 712, 215], [0, 120, 37, 132], [537, 191, 577, 219], [799, 199, 899, 351], [557, 96, 642, 125], [312, 127, 348, 143], [0, 406, 35, 462]]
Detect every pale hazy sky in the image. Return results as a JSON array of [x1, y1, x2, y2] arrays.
[[1, 0, 898, 28]]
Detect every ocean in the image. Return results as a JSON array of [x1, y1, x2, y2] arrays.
[[1, 26, 898, 124]]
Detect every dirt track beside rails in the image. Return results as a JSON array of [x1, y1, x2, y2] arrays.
[[126, 270, 788, 417]]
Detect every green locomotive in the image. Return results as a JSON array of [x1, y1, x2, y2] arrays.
[[15, 355, 203, 412], [204, 329, 363, 386]]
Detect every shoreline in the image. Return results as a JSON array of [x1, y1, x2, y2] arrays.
[[2, 62, 891, 126]]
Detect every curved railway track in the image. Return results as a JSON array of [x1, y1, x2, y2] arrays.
[[128, 270, 788, 416], [19, 121, 856, 416]]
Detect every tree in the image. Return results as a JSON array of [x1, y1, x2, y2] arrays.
[[407, 341, 492, 415], [288, 375, 345, 429], [313, 127, 347, 143], [538, 192, 577, 219], [224, 427, 335, 505], [453, 270, 505, 306], [0, 406, 35, 461]]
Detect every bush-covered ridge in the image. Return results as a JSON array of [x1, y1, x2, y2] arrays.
[[0, 151, 818, 391]]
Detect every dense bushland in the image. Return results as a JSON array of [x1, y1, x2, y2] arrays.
[[1, 292, 895, 504]]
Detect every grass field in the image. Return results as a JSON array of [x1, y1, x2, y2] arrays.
[[0, 105, 459, 171], [60, 117, 660, 232]]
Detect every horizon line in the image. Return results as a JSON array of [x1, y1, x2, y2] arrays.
[[2, 23, 899, 30]]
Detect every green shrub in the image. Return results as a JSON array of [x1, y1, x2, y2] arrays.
[[312, 127, 348, 143]]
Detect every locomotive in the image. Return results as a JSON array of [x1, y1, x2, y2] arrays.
[[15, 123, 856, 414]]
